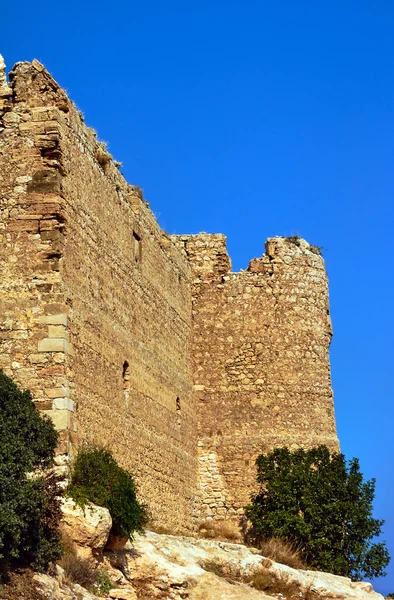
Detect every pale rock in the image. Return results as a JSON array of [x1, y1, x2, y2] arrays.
[[61, 497, 112, 558], [189, 572, 272, 600], [108, 588, 137, 600]]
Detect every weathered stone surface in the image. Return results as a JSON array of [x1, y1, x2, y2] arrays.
[[174, 234, 339, 518], [38, 338, 68, 353], [30, 531, 386, 600], [34, 570, 101, 599], [189, 573, 272, 600], [119, 532, 383, 600], [60, 498, 112, 557], [108, 589, 137, 600]]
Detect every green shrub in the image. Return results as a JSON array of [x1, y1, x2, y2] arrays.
[[67, 445, 148, 540], [0, 370, 62, 581], [245, 445, 390, 580], [93, 569, 113, 596]]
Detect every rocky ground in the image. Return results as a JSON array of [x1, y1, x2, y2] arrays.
[[26, 531, 385, 600], [1, 500, 384, 600]]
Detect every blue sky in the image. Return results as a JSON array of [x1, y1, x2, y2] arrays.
[[3, 0, 394, 593]]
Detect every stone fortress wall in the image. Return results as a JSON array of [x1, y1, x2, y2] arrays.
[[0, 55, 339, 531], [174, 234, 339, 519]]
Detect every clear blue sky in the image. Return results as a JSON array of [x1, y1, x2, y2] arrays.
[[3, 0, 393, 593]]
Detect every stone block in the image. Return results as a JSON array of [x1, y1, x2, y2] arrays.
[[48, 324, 67, 338], [45, 387, 70, 399], [52, 397, 74, 411], [38, 313, 67, 326], [38, 338, 67, 353], [44, 409, 70, 431]]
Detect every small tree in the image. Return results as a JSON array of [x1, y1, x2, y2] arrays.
[[67, 446, 148, 540], [245, 445, 390, 580], [0, 370, 62, 580]]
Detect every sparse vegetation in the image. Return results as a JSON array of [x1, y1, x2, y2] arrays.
[[198, 519, 242, 542], [199, 559, 243, 582], [247, 568, 319, 600], [92, 569, 112, 596], [245, 445, 390, 580], [59, 535, 96, 589], [67, 445, 148, 541], [308, 244, 324, 256], [285, 234, 301, 246], [59, 534, 112, 595], [148, 524, 175, 535], [0, 371, 62, 582], [255, 537, 306, 569], [130, 184, 144, 200]]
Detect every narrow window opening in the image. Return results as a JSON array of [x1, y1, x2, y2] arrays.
[[122, 361, 131, 408], [176, 397, 181, 426], [133, 231, 141, 265], [122, 360, 130, 387]]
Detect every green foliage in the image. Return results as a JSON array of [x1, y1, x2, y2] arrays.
[[92, 569, 113, 596], [0, 370, 62, 580], [67, 445, 148, 539], [245, 445, 390, 580]]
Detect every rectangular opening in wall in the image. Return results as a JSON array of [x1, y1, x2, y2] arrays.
[[133, 231, 141, 266]]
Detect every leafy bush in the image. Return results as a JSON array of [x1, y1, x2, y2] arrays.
[[0, 370, 62, 580], [67, 445, 148, 540], [245, 445, 390, 580], [93, 569, 113, 596]]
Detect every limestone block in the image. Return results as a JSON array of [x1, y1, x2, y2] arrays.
[[38, 313, 68, 325], [61, 498, 112, 555], [52, 397, 74, 411], [38, 338, 67, 352], [108, 589, 137, 600], [45, 387, 70, 399], [48, 324, 67, 338], [44, 409, 70, 431]]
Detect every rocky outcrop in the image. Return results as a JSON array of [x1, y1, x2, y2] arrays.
[[123, 532, 384, 600], [60, 498, 112, 559], [29, 532, 386, 600]]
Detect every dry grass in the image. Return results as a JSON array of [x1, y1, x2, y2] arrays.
[[198, 520, 242, 543], [147, 524, 176, 535], [257, 537, 306, 569], [247, 568, 319, 600], [0, 569, 47, 600], [199, 559, 243, 582], [58, 534, 96, 589]]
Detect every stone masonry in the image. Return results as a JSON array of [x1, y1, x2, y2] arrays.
[[0, 55, 339, 531]]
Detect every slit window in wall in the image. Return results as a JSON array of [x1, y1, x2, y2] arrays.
[[133, 231, 141, 266], [122, 361, 131, 400], [176, 397, 181, 426]]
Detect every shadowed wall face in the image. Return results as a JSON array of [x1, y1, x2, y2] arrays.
[[177, 234, 339, 519]]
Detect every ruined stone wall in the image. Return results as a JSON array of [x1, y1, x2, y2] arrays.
[[0, 57, 198, 531], [1, 54, 339, 530], [0, 57, 75, 456], [174, 234, 339, 520]]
